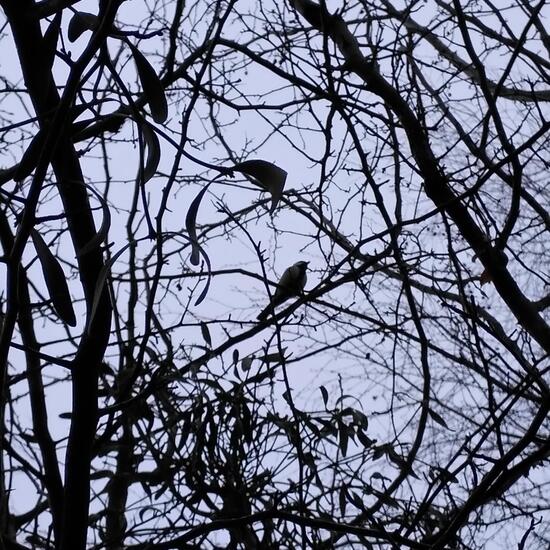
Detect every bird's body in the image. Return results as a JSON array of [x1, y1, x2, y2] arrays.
[[257, 261, 309, 321]]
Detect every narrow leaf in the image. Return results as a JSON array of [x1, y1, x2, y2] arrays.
[[233, 159, 287, 213], [31, 230, 76, 326], [386, 446, 417, 477], [348, 491, 366, 511], [129, 43, 168, 123], [320, 385, 329, 408], [87, 240, 139, 332], [339, 486, 347, 517], [77, 184, 112, 257], [185, 183, 211, 266], [200, 322, 212, 348], [428, 407, 450, 429], [139, 506, 159, 523], [193, 250, 212, 306], [338, 422, 349, 457], [357, 428, 374, 449], [139, 123, 161, 183]]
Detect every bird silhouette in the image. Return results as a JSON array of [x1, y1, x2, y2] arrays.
[[257, 261, 309, 321]]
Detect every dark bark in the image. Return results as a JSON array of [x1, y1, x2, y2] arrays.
[[0, 1, 114, 547]]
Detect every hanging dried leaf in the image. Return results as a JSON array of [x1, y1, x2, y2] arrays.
[[233, 159, 287, 213], [68, 11, 99, 42], [262, 348, 287, 364], [185, 183, 211, 266], [139, 123, 161, 184], [385, 445, 418, 478], [193, 250, 212, 306], [128, 43, 168, 124], [338, 421, 349, 457], [351, 409, 369, 429], [320, 386, 329, 408], [357, 428, 374, 449], [77, 183, 112, 257], [241, 402, 253, 443], [281, 390, 291, 405], [200, 321, 212, 348], [31, 229, 76, 326], [241, 356, 254, 371], [87, 240, 139, 333], [339, 486, 347, 517], [428, 407, 450, 430]]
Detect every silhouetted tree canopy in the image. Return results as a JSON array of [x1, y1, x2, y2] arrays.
[[0, 1, 548, 549]]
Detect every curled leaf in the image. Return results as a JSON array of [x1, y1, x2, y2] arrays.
[[87, 240, 142, 333], [139, 123, 161, 184], [262, 348, 287, 364], [351, 409, 369, 428], [128, 43, 168, 124], [77, 183, 112, 257], [68, 11, 99, 42], [185, 182, 212, 266], [31, 229, 76, 326], [233, 159, 287, 213], [193, 250, 212, 306]]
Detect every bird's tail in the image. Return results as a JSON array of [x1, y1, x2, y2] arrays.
[[257, 304, 274, 321]]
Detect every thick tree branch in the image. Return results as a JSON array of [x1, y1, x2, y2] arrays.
[[288, 0, 550, 354], [0, 0, 115, 547]]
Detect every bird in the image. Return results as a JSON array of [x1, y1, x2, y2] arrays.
[[257, 261, 309, 321]]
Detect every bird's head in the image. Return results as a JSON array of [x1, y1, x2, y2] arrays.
[[294, 261, 309, 272]]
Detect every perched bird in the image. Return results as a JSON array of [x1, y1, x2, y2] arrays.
[[257, 261, 309, 321]]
